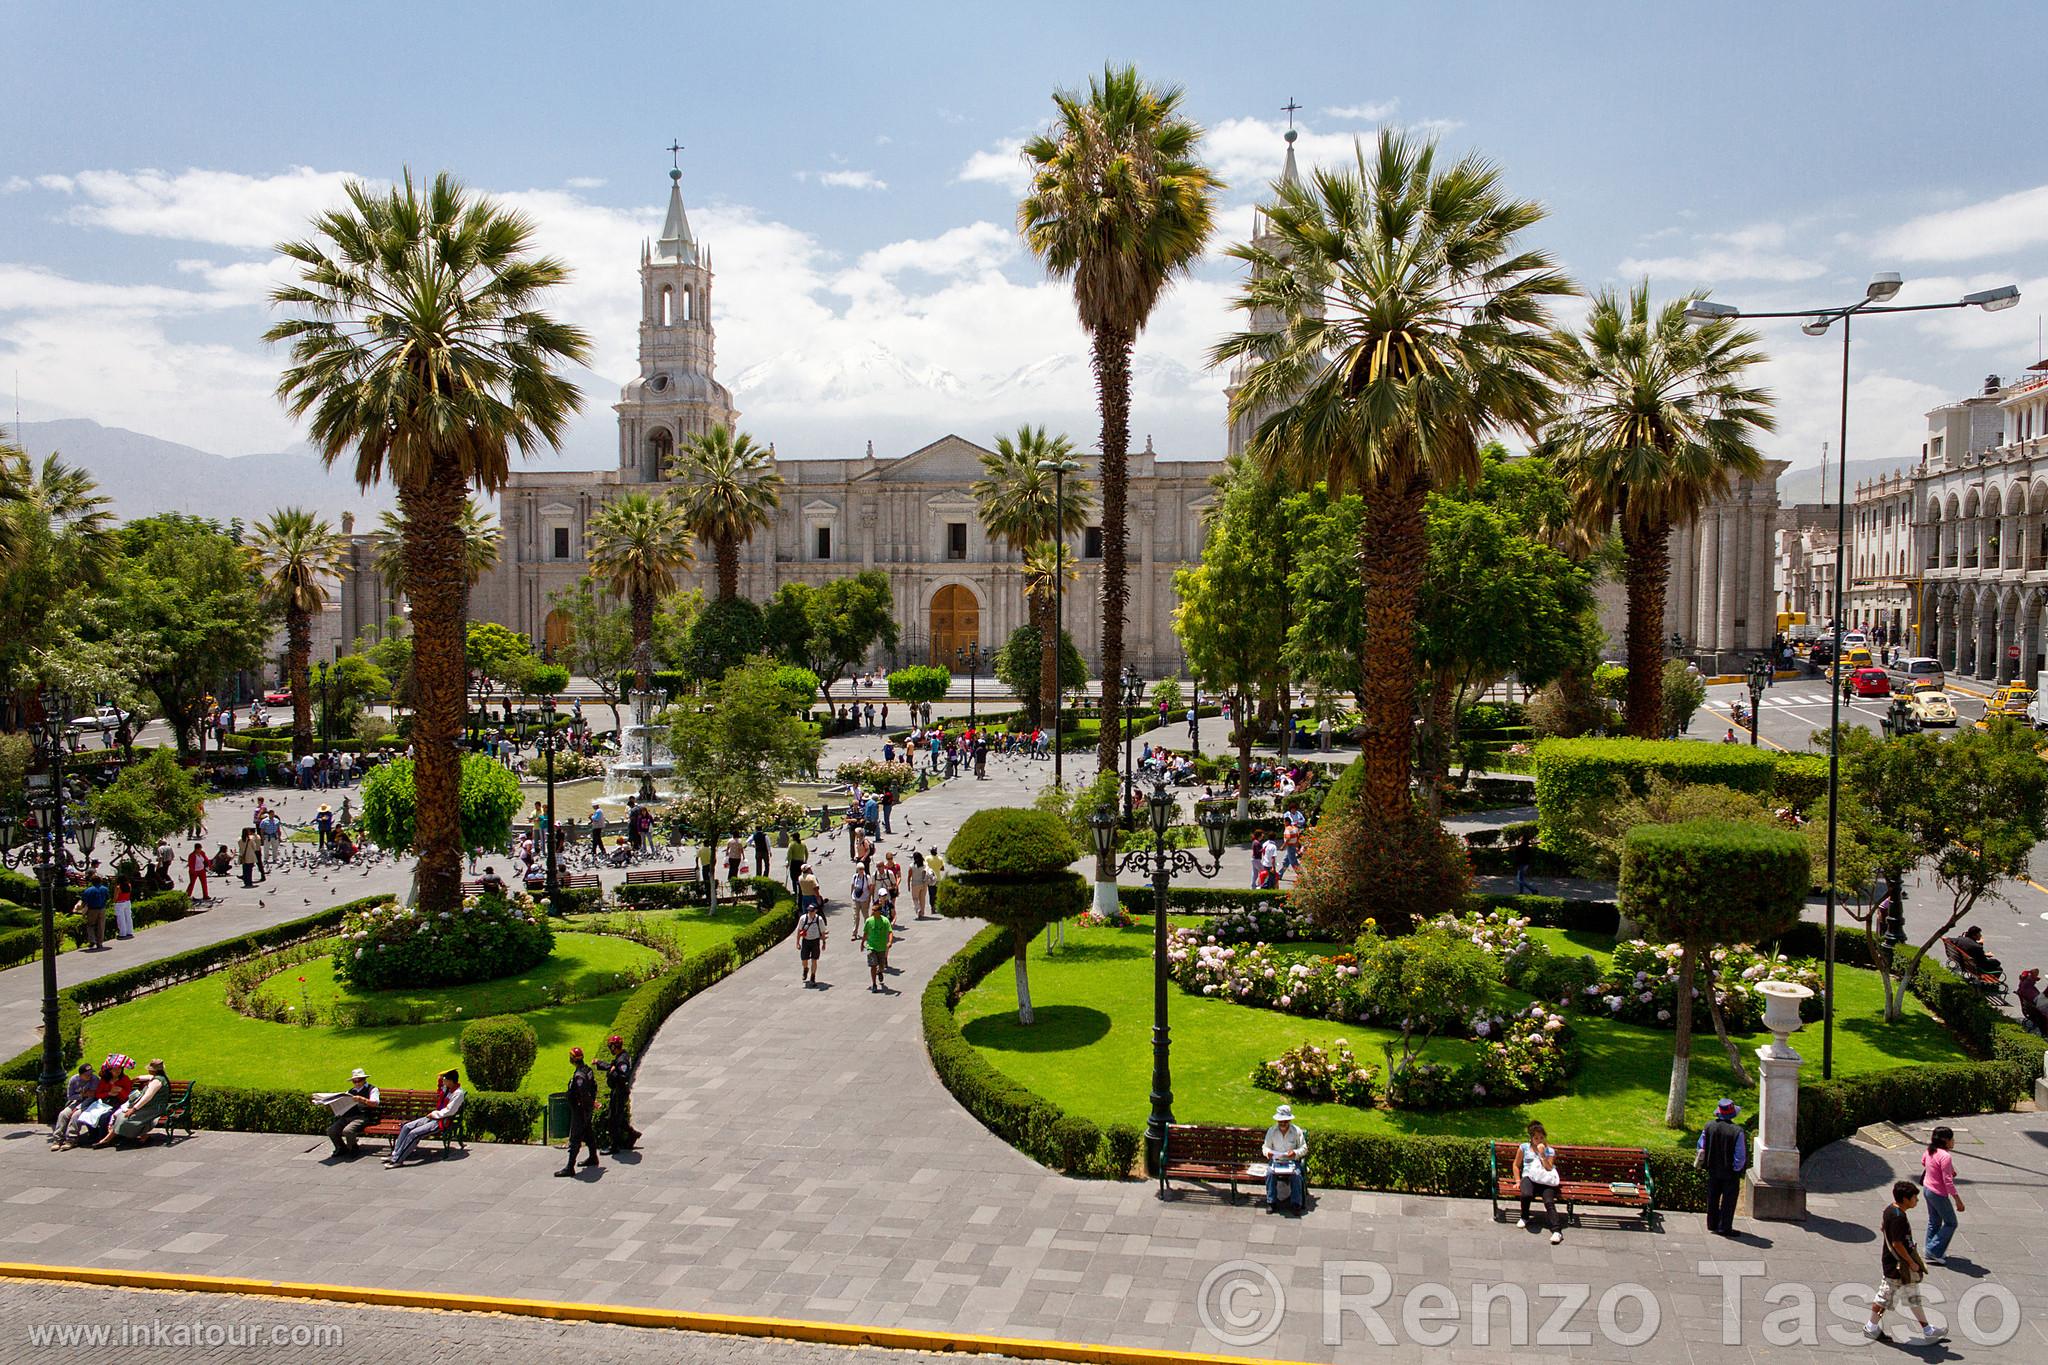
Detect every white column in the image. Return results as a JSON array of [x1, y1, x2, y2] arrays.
[[1697, 511, 1722, 650], [1716, 507, 1741, 653], [1669, 520, 1694, 650]]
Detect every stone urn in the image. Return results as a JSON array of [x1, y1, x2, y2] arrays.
[[1756, 979, 1813, 1056]]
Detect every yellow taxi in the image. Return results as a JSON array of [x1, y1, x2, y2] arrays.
[[1973, 685, 2035, 729], [1905, 690, 1957, 726]]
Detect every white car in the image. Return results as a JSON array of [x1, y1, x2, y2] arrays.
[[1842, 631, 1868, 649], [67, 704, 134, 733]]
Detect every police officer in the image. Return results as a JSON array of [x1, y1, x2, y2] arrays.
[[594, 1034, 641, 1154], [556, 1047, 600, 1176]]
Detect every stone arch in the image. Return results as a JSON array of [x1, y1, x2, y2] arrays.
[[2024, 588, 2047, 688], [543, 608, 572, 659], [660, 285, 674, 327], [644, 426, 674, 482], [926, 580, 984, 667], [1943, 492, 1963, 567], [1997, 586, 2023, 682], [682, 285, 694, 322], [1973, 583, 2000, 680], [1951, 587, 1975, 674]]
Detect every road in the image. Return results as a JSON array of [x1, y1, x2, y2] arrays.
[[1683, 672, 1994, 753]]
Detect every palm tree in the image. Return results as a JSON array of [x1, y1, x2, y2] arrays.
[[1548, 286, 1773, 736], [1021, 538, 1080, 721], [370, 499, 501, 607], [669, 425, 782, 600], [1021, 64, 1221, 777], [267, 171, 589, 914], [0, 439, 115, 573], [972, 425, 1094, 724], [586, 491, 695, 691], [249, 508, 348, 760], [1214, 131, 1575, 825]]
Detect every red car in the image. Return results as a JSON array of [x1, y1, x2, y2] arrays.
[[262, 687, 293, 705], [1847, 667, 1891, 698]]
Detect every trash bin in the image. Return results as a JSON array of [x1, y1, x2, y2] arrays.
[[545, 1091, 569, 1145]]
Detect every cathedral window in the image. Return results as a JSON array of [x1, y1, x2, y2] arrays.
[[946, 522, 968, 561], [552, 526, 571, 560], [660, 286, 674, 327], [815, 526, 832, 561], [682, 286, 694, 321], [1083, 526, 1103, 559]]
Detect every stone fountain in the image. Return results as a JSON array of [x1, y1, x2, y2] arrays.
[[605, 690, 675, 804]]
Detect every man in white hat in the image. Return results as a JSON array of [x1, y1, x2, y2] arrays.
[[328, 1067, 380, 1157], [1263, 1104, 1308, 1214]]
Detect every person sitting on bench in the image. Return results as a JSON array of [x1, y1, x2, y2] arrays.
[[1262, 1104, 1308, 1214], [475, 867, 506, 896], [1955, 926, 2002, 977], [2017, 968, 2048, 1032], [384, 1069, 463, 1168]]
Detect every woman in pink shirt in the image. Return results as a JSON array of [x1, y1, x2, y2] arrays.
[[1920, 1126, 1964, 1263]]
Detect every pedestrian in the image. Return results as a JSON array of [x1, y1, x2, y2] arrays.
[[724, 831, 746, 889], [797, 896, 827, 985], [110, 877, 134, 940], [786, 832, 808, 893], [1920, 1126, 1964, 1264], [797, 864, 821, 917], [184, 843, 210, 903], [881, 787, 895, 834], [752, 826, 770, 881], [238, 827, 260, 887], [594, 1034, 640, 1154], [315, 802, 334, 850], [861, 902, 895, 992], [76, 872, 110, 951], [1516, 1120, 1565, 1244], [850, 864, 872, 920], [588, 804, 605, 854], [1697, 1097, 1748, 1235], [908, 851, 933, 920], [556, 1047, 601, 1176], [1512, 828, 1535, 896], [1865, 1180, 1942, 1343]]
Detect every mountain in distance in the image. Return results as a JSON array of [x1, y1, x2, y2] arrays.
[[1776, 456, 1916, 506]]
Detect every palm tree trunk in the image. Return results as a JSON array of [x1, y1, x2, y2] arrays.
[[715, 536, 739, 601], [400, 466, 469, 916], [1091, 325, 1133, 779], [631, 588, 654, 693], [1623, 519, 1672, 738], [1355, 465, 1429, 826], [287, 605, 314, 761], [1664, 941, 1697, 1127]]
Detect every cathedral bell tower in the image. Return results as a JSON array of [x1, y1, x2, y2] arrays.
[[1225, 125, 1307, 459], [616, 160, 740, 483]]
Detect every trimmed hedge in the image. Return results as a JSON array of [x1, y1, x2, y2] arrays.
[[1619, 819, 1809, 947], [605, 893, 796, 1059], [1532, 738, 1781, 866], [169, 1081, 541, 1145], [613, 880, 710, 909]]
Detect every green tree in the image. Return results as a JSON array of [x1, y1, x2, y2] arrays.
[[80, 515, 271, 753], [464, 622, 540, 699], [0, 441, 116, 701], [1174, 463, 1289, 815], [269, 171, 589, 914], [1354, 926, 1494, 1072], [1659, 659, 1707, 737], [549, 576, 635, 730], [1150, 675, 1183, 716], [250, 507, 348, 759], [88, 748, 206, 867], [1547, 285, 1774, 736], [369, 499, 502, 611], [587, 491, 695, 691], [994, 623, 1084, 710], [940, 808, 1088, 1024], [761, 571, 898, 707], [315, 653, 391, 740], [1022, 64, 1220, 779], [769, 665, 820, 712], [1216, 131, 1574, 829], [651, 587, 704, 672], [684, 595, 765, 684], [972, 425, 1093, 723], [1279, 485, 1366, 709], [355, 617, 413, 714], [662, 660, 822, 889], [887, 665, 951, 707], [359, 752, 525, 856], [1620, 819, 1809, 1126], [669, 425, 782, 600]]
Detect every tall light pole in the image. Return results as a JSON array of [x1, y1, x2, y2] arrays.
[[539, 694, 562, 908], [1745, 654, 1773, 747], [1035, 456, 1082, 787], [1689, 277, 2019, 1079], [1120, 667, 1144, 826], [955, 643, 981, 725]]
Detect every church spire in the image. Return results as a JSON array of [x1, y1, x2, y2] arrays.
[[655, 155, 697, 265], [1280, 128, 1301, 190]]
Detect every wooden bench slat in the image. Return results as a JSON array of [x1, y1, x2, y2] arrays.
[[1490, 1141, 1654, 1226]]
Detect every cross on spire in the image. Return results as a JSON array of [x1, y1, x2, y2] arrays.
[[666, 140, 685, 171], [1281, 98, 1302, 129]]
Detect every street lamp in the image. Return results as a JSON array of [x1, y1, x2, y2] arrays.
[[1745, 655, 1773, 747], [955, 643, 982, 725], [538, 694, 563, 907], [2, 690, 80, 1121], [1690, 274, 2019, 1079], [1088, 782, 1229, 1170], [1119, 666, 1145, 826], [1035, 455, 1082, 787]]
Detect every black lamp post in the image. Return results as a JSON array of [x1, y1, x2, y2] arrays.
[[1035, 455, 1081, 786], [538, 694, 562, 907], [1089, 784, 1229, 1172], [1688, 275, 2019, 1080], [1745, 654, 1773, 747], [0, 690, 96, 1121], [1119, 667, 1144, 827], [956, 643, 982, 725]]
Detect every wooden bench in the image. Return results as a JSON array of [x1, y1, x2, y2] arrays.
[[1490, 1141, 1654, 1227], [149, 1080, 195, 1145], [1158, 1124, 1269, 1203], [1941, 937, 2008, 1001], [460, 879, 511, 897], [360, 1088, 466, 1156], [623, 867, 698, 886]]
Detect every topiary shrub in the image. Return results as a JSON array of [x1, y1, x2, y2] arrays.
[[1292, 803, 1470, 939], [459, 1014, 539, 1093], [334, 890, 554, 990], [1532, 737, 1780, 869], [1621, 818, 1809, 1127], [942, 808, 1087, 1025], [360, 753, 524, 856]]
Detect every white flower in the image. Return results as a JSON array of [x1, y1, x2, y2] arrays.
[[1657, 1009, 1672, 1022]]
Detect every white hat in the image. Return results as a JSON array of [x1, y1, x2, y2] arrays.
[[350, 1067, 367, 1080], [1273, 1105, 1294, 1122]]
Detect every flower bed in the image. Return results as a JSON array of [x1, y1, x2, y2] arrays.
[[1251, 1039, 1381, 1106], [334, 891, 553, 990]]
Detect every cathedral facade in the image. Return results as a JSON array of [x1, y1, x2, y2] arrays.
[[332, 153, 1786, 681]]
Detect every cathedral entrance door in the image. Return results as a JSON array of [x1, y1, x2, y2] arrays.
[[543, 609, 572, 660], [929, 584, 981, 666]]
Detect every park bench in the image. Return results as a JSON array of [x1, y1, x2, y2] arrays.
[[623, 867, 697, 886], [360, 1088, 465, 1156], [1158, 1124, 1270, 1203], [1941, 937, 2008, 1001], [459, 879, 513, 897], [148, 1080, 195, 1145], [1490, 1141, 1655, 1228]]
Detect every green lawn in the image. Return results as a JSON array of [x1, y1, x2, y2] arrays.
[[957, 919, 1962, 1154], [81, 906, 752, 1101], [253, 931, 663, 1020]]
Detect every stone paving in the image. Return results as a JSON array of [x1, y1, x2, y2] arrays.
[[1, 721, 2045, 1358]]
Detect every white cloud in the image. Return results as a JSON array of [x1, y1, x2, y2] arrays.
[[1877, 184, 2048, 263], [50, 166, 371, 250], [1619, 222, 1826, 284], [797, 169, 888, 191], [1323, 100, 1399, 122], [956, 138, 1029, 194], [564, 176, 606, 190], [1206, 117, 1362, 192], [857, 222, 1015, 278]]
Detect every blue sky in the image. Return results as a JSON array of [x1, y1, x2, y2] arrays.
[[2, 0, 2042, 477]]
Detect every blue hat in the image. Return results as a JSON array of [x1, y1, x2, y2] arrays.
[[1715, 1098, 1739, 1117]]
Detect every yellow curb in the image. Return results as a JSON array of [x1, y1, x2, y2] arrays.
[[1946, 681, 1993, 700], [0, 1264, 1305, 1365]]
